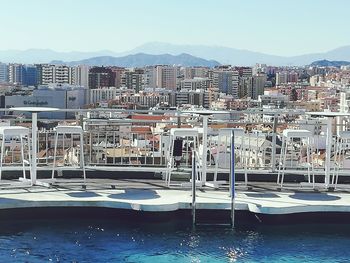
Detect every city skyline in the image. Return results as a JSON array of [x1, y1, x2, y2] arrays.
[[0, 0, 349, 56]]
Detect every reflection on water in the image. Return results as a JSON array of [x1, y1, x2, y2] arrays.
[[0, 219, 349, 262]]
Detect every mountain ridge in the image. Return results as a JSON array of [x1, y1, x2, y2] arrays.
[[52, 53, 221, 67], [1, 42, 350, 66], [310, 59, 350, 67]]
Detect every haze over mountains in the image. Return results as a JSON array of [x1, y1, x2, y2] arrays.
[[52, 53, 220, 68], [0, 42, 350, 66]]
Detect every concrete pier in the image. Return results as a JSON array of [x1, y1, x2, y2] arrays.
[[0, 179, 350, 217]]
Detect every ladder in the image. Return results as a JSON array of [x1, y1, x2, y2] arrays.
[[191, 131, 235, 228]]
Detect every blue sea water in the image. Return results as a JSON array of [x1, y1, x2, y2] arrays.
[[0, 219, 349, 262]]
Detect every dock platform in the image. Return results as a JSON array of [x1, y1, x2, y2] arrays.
[[0, 179, 350, 219]]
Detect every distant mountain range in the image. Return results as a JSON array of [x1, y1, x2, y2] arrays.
[[310, 59, 350, 67], [52, 53, 221, 67], [129, 42, 350, 66], [1, 42, 350, 66], [0, 49, 116, 65]]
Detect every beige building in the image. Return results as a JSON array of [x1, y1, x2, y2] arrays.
[[156, 66, 179, 90]]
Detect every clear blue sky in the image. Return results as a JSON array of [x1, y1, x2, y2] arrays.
[[0, 0, 349, 56]]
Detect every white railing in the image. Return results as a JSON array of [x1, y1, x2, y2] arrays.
[[1, 108, 346, 178]]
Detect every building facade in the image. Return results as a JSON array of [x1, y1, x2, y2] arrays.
[[89, 67, 116, 89], [0, 63, 8, 83]]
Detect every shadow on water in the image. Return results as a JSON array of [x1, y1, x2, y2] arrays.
[[108, 189, 160, 200]]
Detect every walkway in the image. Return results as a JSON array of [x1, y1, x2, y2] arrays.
[[0, 179, 350, 215]]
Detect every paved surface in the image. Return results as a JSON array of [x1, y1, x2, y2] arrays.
[[0, 179, 350, 214]]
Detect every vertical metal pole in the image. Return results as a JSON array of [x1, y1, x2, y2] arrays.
[[31, 112, 38, 185], [52, 132, 58, 179], [202, 115, 208, 185], [80, 114, 84, 129], [0, 135, 4, 181], [192, 150, 196, 226], [80, 131, 86, 182], [20, 136, 26, 180], [0, 134, 4, 181], [45, 132, 48, 165], [89, 132, 92, 164], [271, 114, 278, 172], [325, 117, 332, 188], [230, 130, 235, 228]]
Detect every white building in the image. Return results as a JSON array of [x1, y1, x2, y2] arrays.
[[310, 75, 320, 87], [258, 93, 289, 108], [72, 65, 89, 89], [142, 66, 157, 90], [5, 84, 88, 119], [180, 77, 210, 90], [40, 64, 73, 85], [8, 63, 23, 84], [276, 72, 288, 85], [90, 87, 118, 104]]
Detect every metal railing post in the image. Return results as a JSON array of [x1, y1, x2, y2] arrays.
[[230, 130, 235, 228], [192, 150, 196, 227], [202, 115, 208, 185], [271, 114, 278, 172], [80, 114, 84, 129]]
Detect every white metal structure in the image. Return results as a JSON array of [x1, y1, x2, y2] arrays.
[[207, 128, 247, 188], [306, 111, 350, 188], [10, 107, 59, 185], [332, 131, 350, 189], [52, 126, 86, 182], [0, 126, 31, 181], [277, 129, 314, 188], [165, 128, 200, 186]]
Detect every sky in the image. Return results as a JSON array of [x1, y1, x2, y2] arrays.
[[0, 0, 349, 56]]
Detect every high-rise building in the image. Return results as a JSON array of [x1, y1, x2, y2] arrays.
[[183, 67, 209, 79], [111, 67, 125, 88], [234, 67, 253, 78], [234, 67, 253, 99], [123, 69, 144, 92], [143, 66, 157, 90], [251, 73, 267, 99], [8, 64, 38, 86], [180, 77, 210, 90], [72, 65, 89, 88], [310, 75, 320, 87], [212, 70, 239, 98], [8, 63, 24, 84], [22, 65, 38, 86], [90, 87, 118, 104], [156, 66, 179, 90], [288, 71, 299, 83], [88, 67, 116, 89], [169, 89, 211, 108], [238, 77, 252, 98], [276, 72, 288, 85], [0, 63, 8, 83], [39, 64, 73, 85]]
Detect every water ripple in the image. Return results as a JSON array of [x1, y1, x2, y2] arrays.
[[0, 221, 349, 262]]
